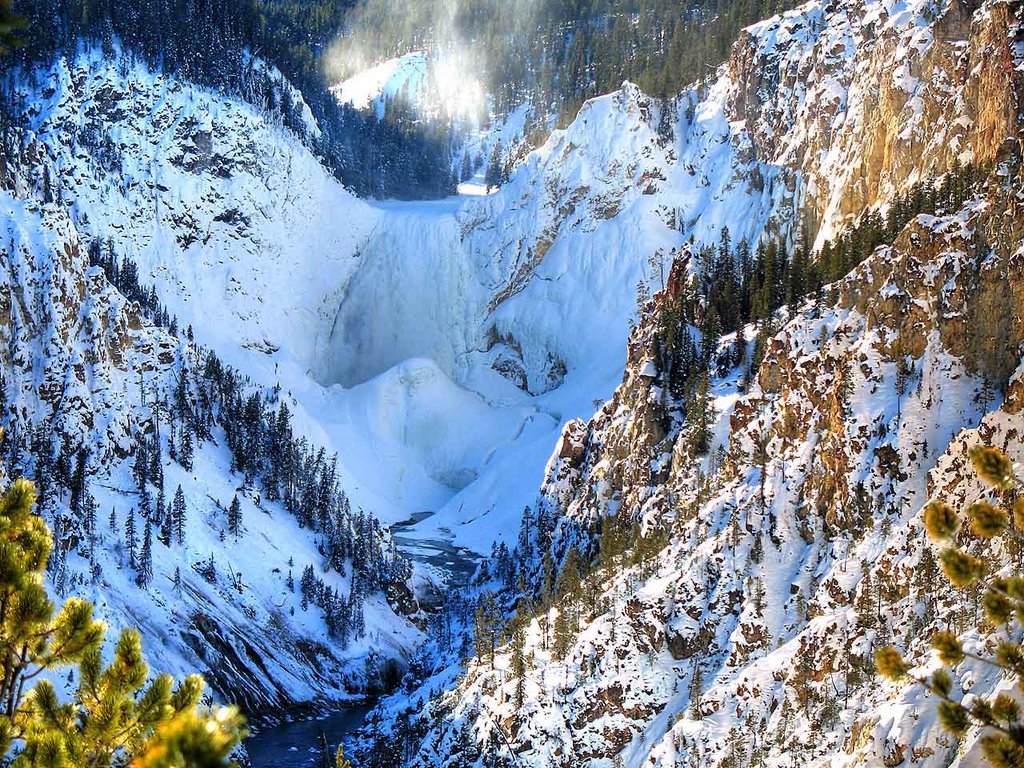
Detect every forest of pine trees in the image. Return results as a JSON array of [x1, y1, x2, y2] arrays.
[[1, 241, 413, 652], [0, 446, 245, 767], [651, 161, 982, 386], [332, 0, 796, 126]]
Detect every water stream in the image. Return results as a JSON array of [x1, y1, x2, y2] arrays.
[[243, 510, 479, 764], [390, 510, 481, 587], [245, 706, 373, 768]]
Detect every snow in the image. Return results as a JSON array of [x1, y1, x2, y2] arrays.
[[25, 0, 957, 564], [332, 52, 429, 119], [6, 0, 1015, 747], [330, 50, 487, 125]]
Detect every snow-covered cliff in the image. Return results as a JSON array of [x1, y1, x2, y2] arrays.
[[2, 0, 1021, 747], [350, 0, 1024, 764]]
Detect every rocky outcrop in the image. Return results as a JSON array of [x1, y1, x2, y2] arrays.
[[729, 0, 1024, 239], [0, 52, 419, 718], [0, 192, 178, 461]]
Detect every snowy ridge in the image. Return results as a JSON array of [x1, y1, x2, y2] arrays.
[[332, 52, 431, 119], [19, 50, 377, 370], [330, 50, 486, 125], [1, 0, 1020, 747], [348, 0, 1024, 763]]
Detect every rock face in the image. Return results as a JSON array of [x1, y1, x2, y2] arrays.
[[391, 175, 1024, 768], [341, 0, 1023, 398], [358, 0, 1024, 765], [16, 50, 377, 373], [730, 0, 1024, 235], [3, 0, 1022, 749], [0, 194, 178, 462]]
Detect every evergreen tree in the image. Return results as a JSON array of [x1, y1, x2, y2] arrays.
[[133, 441, 149, 493], [179, 429, 194, 472], [126, 508, 137, 568], [172, 485, 186, 545], [878, 447, 1024, 767], [138, 522, 153, 588], [159, 505, 172, 548], [155, 485, 167, 532], [0, 459, 243, 765], [552, 606, 574, 661], [83, 491, 97, 543], [70, 448, 89, 517], [484, 141, 504, 191], [227, 495, 242, 538], [347, 588, 365, 640], [473, 592, 500, 665], [300, 565, 316, 610], [689, 665, 703, 719], [511, 624, 527, 709]]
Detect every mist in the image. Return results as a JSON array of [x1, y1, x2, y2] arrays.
[[321, 0, 546, 124]]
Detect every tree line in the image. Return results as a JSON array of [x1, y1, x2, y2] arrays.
[[333, 0, 797, 130]]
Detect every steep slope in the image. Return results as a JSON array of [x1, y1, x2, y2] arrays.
[[17, 50, 375, 368], [1, 57, 421, 716], [4, 0, 1021, 737], [316, 0, 1023, 556], [333, 0, 1023, 396], [362, 153, 1024, 768], [350, 0, 1024, 764]]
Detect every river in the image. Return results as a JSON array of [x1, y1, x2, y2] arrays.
[[243, 510, 479, 765], [390, 510, 481, 587], [245, 705, 373, 767]]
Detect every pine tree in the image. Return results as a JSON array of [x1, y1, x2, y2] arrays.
[[138, 522, 153, 588], [227, 495, 242, 538], [877, 446, 1024, 767], [484, 141, 504, 191], [347, 589, 365, 640], [300, 565, 316, 610], [126, 508, 138, 568], [511, 624, 527, 709], [689, 665, 703, 719], [155, 485, 166, 531], [0, 458, 244, 765], [552, 606, 573, 661], [473, 592, 500, 665], [70, 448, 89, 517], [179, 428, 194, 472], [83, 490, 97, 542], [172, 485, 186, 545], [159, 504, 172, 548]]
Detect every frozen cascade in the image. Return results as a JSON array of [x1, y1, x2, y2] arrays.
[[316, 200, 483, 389]]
